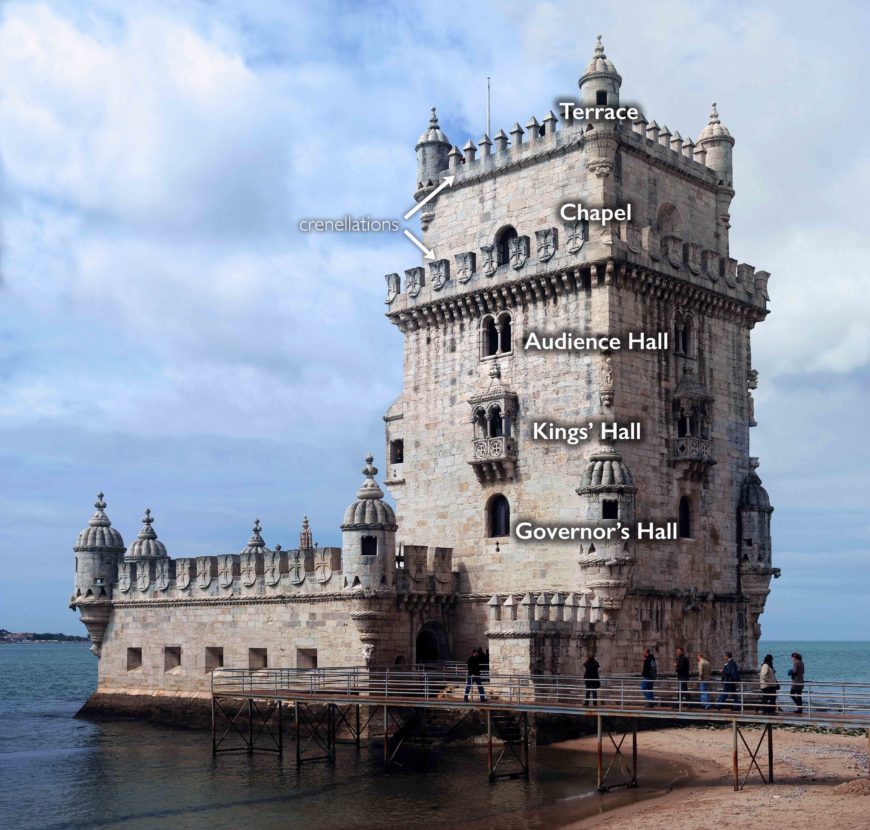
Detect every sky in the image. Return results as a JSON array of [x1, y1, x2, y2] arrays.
[[0, 0, 868, 638]]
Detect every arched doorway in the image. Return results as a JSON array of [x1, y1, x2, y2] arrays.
[[415, 620, 450, 663]]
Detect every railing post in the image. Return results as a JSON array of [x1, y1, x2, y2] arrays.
[[295, 702, 301, 768], [732, 720, 739, 791], [487, 710, 493, 781], [596, 714, 604, 792], [767, 724, 774, 784]]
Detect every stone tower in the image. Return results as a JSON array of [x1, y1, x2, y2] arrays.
[[383, 37, 777, 674]]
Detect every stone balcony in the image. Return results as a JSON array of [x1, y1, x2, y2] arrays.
[[469, 436, 517, 484], [672, 435, 715, 479]]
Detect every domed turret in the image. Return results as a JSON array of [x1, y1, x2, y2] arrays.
[[577, 445, 637, 494], [73, 493, 125, 601], [341, 455, 397, 591], [415, 107, 451, 198], [697, 103, 734, 185], [241, 518, 269, 555], [126, 509, 168, 559], [578, 35, 622, 108], [738, 459, 774, 568]]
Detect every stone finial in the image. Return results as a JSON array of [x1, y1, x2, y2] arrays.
[[708, 102, 720, 125], [509, 122, 525, 146], [525, 116, 541, 140], [594, 34, 605, 58], [244, 518, 266, 551], [299, 516, 313, 551], [89, 492, 110, 527], [542, 111, 557, 135], [138, 509, 156, 540], [494, 129, 509, 153], [463, 139, 477, 163], [355, 454, 385, 501], [478, 133, 492, 156]]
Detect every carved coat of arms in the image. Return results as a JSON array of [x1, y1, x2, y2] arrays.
[[155, 559, 170, 591], [384, 273, 400, 305], [509, 235, 529, 269], [118, 561, 131, 593], [241, 552, 257, 586], [313, 550, 332, 583], [136, 563, 150, 592], [429, 259, 449, 290], [288, 550, 305, 585], [196, 557, 212, 589], [176, 558, 192, 590], [455, 252, 475, 284], [480, 244, 496, 277], [264, 549, 282, 586], [535, 228, 557, 262], [405, 266, 424, 298]]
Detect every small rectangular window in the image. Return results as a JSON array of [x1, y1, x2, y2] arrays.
[[743, 538, 753, 547], [361, 536, 378, 556], [205, 647, 224, 673], [297, 648, 318, 669], [127, 647, 143, 671], [596, 90, 608, 105], [602, 500, 619, 520], [249, 648, 268, 670], [390, 439, 404, 464], [164, 646, 181, 672]]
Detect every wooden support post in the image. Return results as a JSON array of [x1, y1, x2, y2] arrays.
[[732, 721, 739, 792], [295, 702, 301, 769], [248, 698, 254, 754], [355, 704, 361, 751], [421, 707, 428, 768], [328, 704, 336, 766], [278, 700, 283, 757], [631, 718, 638, 786], [522, 711, 530, 780], [487, 711, 493, 781], [596, 714, 603, 792], [211, 697, 216, 756], [767, 724, 773, 784], [383, 705, 389, 768]]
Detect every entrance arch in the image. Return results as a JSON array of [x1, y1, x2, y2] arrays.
[[415, 621, 450, 663]]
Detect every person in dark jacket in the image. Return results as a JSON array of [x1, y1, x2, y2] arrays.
[[641, 648, 657, 706], [463, 648, 486, 702], [788, 652, 805, 713], [717, 651, 741, 709], [583, 653, 601, 706], [674, 647, 690, 706]]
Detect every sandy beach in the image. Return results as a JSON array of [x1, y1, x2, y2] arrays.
[[556, 726, 869, 830]]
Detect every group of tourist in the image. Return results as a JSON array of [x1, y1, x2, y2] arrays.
[[584, 648, 806, 713], [461, 647, 807, 714]]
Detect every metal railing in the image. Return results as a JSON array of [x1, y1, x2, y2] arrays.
[[211, 667, 870, 728]]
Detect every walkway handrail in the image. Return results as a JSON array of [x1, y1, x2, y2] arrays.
[[210, 667, 870, 729]]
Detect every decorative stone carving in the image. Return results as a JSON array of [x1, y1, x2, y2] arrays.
[[218, 555, 235, 589], [642, 226, 661, 260], [405, 266, 424, 298], [455, 251, 475, 283], [288, 550, 305, 585], [429, 258, 450, 290], [480, 244, 496, 277], [241, 552, 257, 586], [363, 643, 376, 667], [384, 273, 400, 304], [624, 222, 641, 253], [686, 243, 701, 275], [587, 158, 613, 178], [663, 235, 683, 268], [155, 559, 170, 591], [565, 220, 586, 254], [118, 561, 131, 593], [509, 235, 530, 269], [264, 548, 281, 586], [599, 356, 614, 407], [136, 563, 150, 592], [535, 227, 557, 262], [196, 556, 212, 589], [175, 558, 192, 590], [313, 549, 332, 583], [702, 250, 719, 281]]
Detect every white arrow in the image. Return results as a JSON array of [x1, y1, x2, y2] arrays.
[[403, 175, 455, 220], [403, 229, 435, 260]]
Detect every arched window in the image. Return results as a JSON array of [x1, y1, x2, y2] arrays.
[[473, 407, 487, 438], [682, 315, 694, 357], [488, 405, 503, 438], [678, 497, 692, 539], [497, 312, 512, 353], [482, 316, 499, 357], [488, 494, 510, 538], [495, 226, 518, 266]]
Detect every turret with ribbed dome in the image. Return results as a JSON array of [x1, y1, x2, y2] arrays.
[[126, 509, 168, 560], [578, 35, 622, 108], [341, 454, 397, 591], [72, 493, 125, 602], [414, 107, 451, 200], [697, 102, 735, 186]]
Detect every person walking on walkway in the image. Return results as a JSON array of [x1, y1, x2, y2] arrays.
[[641, 648, 657, 706], [717, 651, 741, 709], [463, 648, 486, 703], [583, 653, 601, 707], [697, 652, 712, 709], [788, 652, 805, 714], [759, 653, 779, 714], [674, 647, 690, 707]]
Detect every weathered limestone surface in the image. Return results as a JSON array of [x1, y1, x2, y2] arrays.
[[69, 39, 777, 720]]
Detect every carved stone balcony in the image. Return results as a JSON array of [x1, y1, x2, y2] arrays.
[[469, 436, 517, 484], [672, 436, 715, 479]]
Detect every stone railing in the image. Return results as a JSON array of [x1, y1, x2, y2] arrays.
[[672, 436, 713, 463], [472, 436, 517, 462]]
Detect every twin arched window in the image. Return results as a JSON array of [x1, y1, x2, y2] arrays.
[[474, 404, 510, 439], [488, 494, 510, 538], [482, 312, 512, 358]]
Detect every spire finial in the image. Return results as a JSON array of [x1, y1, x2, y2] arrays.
[[252, 518, 261, 534], [429, 107, 438, 127], [138, 508, 157, 540], [355, 454, 384, 501], [363, 454, 378, 478], [709, 102, 720, 124], [299, 515, 313, 550], [594, 34, 605, 57], [143, 508, 153, 526], [95, 492, 106, 510]]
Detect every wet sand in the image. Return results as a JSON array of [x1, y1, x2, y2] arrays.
[[554, 726, 869, 830]]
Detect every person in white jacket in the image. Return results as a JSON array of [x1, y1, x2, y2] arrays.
[[759, 654, 779, 714]]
